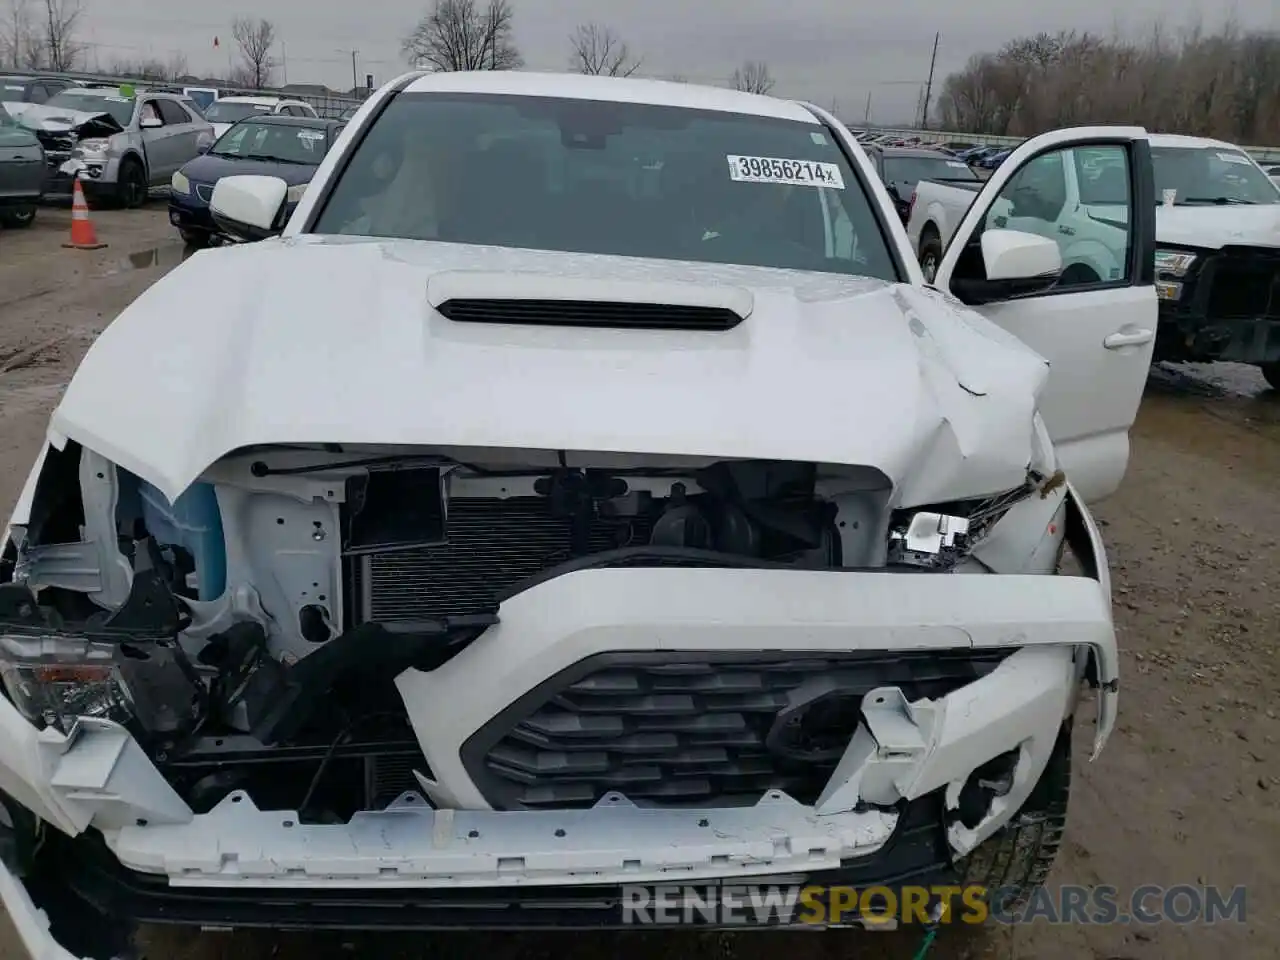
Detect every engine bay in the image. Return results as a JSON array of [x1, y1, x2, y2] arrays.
[[0, 441, 1044, 821]]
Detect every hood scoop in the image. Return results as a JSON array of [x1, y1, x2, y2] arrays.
[[426, 269, 752, 331]]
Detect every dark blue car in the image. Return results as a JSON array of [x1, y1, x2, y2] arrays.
[[169, 114, 344, 247]]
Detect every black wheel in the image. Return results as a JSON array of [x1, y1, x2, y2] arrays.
[[116, 158, 148, 209], [0, 206, 36, 228], [1058, 263, 1100, 287], [1261, 363, 1280, 391], [957, 720, 1072, 915], [919, 229, 943, 283], [179, 228, 211, 248]]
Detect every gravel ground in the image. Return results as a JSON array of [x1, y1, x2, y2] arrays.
[[0, 206, 1276, 960]]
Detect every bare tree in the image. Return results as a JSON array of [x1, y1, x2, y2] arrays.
[[568, 22, 641, 77], [730, 60, 774, 95], [232, 17, 277, 89], [935, 23, 1280, 145], [35, 0, 81, 70], [401, 0, 521, 71], [1, 0, 32, 69]]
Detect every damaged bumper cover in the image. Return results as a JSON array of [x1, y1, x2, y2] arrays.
[[0, 532, 1117, 953]]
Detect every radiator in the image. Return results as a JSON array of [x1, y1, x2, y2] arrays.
[[353, 497, 650, 624]]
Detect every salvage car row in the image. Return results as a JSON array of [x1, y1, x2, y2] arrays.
[[0, 79, 335, 238]]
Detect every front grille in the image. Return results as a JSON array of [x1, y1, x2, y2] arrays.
[[356, 497, 652, 623], [435, 298, 744, 330], [1203, 247, 1280, 320], [195, 183, 214, 202], [462, 649, 1013, 810]]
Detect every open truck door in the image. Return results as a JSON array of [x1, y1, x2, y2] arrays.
[[933, 127, 1156, 504]]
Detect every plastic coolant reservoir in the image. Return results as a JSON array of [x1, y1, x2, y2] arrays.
[[137, 480, 226, 600]]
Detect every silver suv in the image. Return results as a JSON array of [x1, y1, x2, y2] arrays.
[[21, 87, 214, 207]]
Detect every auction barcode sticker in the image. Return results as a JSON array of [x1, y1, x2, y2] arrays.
[[727, 155, 845, 188]]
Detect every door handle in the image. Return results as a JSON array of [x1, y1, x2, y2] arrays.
[[1103, 329, 1154, 349]]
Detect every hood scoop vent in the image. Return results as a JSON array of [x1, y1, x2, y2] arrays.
[[426, 269, 753, 332], [435, 298, 743, 330]]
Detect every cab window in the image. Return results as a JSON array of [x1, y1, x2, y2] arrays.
[[960, 144, 1133, 293]]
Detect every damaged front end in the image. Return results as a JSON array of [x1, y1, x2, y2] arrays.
[[10, 108, 124, 198], [0, 436, 1118, 952]]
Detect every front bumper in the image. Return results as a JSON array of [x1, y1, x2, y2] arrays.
[[0, 514, 1116, 950], [1155, 247, 1280, 364], [168, 196, 214, 233]]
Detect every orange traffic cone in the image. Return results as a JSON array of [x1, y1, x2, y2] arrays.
[[63, 176, 106, 250]]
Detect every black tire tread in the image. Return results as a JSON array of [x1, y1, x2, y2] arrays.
[[957, 720, 1072, 914]]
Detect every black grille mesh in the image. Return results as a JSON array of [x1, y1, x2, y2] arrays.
[[1204, 249, 1280, 320], [360, 498, 651, 623], [464, 649, 1014, 810]]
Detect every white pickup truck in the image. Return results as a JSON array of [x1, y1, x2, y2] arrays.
[[0, 70, 1156, 954], [907, 133, 1280, 387]]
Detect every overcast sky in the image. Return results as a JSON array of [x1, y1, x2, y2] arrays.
[[77, 0, 1275, 122]]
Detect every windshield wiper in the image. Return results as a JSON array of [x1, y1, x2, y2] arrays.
[[241, 152, 309, 164], [1176, 197, 1256, 205]]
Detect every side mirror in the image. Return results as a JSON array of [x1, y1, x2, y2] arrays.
[[197, 139, 211, 155], [210, 175, 288, 242], [140, 116, 163, 129], [950, 229, 1062, 305]]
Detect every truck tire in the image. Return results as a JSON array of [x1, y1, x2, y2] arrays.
[[957, 720, 1072, 916], [919, 229, 943, 283], [0, 206, 36, 228], [1261, 363, 1280, 392]]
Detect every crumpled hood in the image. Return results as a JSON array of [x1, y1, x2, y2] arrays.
[[11, 103, 124, 138], [50, 237, 1051, 507], [1158, 203, 1280, 250]]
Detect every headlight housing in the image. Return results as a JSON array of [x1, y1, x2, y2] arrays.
[[0, 634, 135, 734], [73, 138, 110, 160], [171, 171, 190, 195], [0, 607, 202, 739], [1154, 249, 1197, 277]]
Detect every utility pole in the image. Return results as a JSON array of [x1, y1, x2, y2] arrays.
[[921, 31, 940, 129], [281, 42, 287, 85], [351, 50, 359, 93], [863, 90, 872, 126]]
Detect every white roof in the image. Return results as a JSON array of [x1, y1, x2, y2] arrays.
[[401, 70, 819, 123], [1148, 133, 1246, 152], [217, 95, 289, 106]]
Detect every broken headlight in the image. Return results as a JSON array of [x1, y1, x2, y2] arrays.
[[0, 630, 202, 738], [888, 482, 1038, 571], [0, 634, 135, 734]]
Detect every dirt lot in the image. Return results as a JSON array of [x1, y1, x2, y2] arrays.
[[0, 206, 1276, 960]]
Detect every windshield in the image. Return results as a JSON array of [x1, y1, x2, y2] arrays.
[[311, 92, 897, 280], [212, 120, 330, 163], [1152, 146, 1280, 205], [1, 81, 29, 103], [883, 155, 977, 186], [204, 101, 273, 123], [45, 92, 134, 125]]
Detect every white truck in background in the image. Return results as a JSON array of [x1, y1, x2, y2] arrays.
[[907, 133, 1280, 388]]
